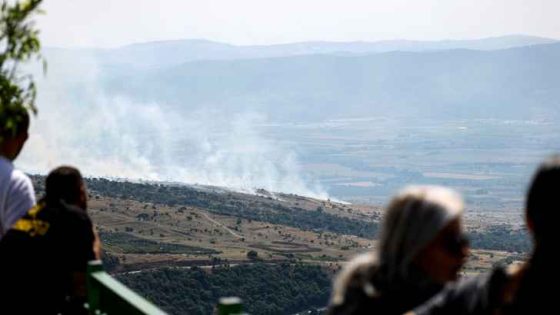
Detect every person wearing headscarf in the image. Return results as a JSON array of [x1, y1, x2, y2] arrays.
[[328, 185, 469, 315], [410, 156, 560, 315]]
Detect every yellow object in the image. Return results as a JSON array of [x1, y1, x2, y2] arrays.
[[11, 203, 50, 236]]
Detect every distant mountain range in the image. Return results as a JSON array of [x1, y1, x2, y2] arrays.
[[46, 34, 557, 68], [42, 35, 560, 122]]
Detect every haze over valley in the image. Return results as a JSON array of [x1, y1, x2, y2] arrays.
[[19, 35, 560, 215]]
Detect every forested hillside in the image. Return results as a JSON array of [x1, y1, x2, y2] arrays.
[[118, 263, 331, 315]]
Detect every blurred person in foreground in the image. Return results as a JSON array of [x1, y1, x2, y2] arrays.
[[0, 107, 36, 239], [327, 186, 469, 315], [410, 156, 560, 315], [0, 166, 101, 314]]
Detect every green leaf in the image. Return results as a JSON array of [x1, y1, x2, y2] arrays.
[[0, 0, 44, 140]]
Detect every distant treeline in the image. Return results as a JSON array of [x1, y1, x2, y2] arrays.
[[118, 263, 331, 315], [84, 178, 378, 239], [468, 225, 531, 253]]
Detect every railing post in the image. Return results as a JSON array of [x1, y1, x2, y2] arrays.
[[87, 260, 104, 315], [86, 260, 167, 314], [218, 297, 245, 315]]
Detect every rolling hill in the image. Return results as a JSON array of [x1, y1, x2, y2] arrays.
[[92, 42, 560, 122]]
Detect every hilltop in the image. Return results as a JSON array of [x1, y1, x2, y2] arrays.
[[31, 176, 379, 270]]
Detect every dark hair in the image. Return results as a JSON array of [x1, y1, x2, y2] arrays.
[[45, 166, 85, 206], [0, 106, 30, 138], [508, 157, 560, 313], [526, 155, 560, 241]]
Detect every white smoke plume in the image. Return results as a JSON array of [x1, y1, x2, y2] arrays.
[[17, 52, 328, 199]]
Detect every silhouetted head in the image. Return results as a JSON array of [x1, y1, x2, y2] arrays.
[[45, 166, 87, 210], [0, 106, 30, 161], [526, 155, 560, 245], [379, 185, 468, 285]]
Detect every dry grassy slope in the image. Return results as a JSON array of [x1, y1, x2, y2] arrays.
[[88, 193, 519, 275], [89, 195, 375, 271], [29, 175, 522, 274]]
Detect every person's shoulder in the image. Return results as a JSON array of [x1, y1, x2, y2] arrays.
[[412, 266, 510, 315], [446, 267, 507, 303], [9, 169, 34, 189], [61, 204, 92, 223], [2, 168, 36, 226], [343, 253, 377, 275], [46, 203, 94, 245], [10, 168, 31, 180], [497, 263, 526, 307], [337, 253, 377, 287], [43, 202, 92, 227], [331, 253, 377, 306]]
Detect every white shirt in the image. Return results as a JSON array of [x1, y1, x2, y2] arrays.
[[0, 156, 36, 239]]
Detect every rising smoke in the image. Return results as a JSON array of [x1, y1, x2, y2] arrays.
[[17, 51, 328, 199]]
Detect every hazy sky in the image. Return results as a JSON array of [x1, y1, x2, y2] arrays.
[[39, 0, 560, 48]]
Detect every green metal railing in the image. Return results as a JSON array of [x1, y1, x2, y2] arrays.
[[87, 260, 167, 315], [86, 260, 247, 315]]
